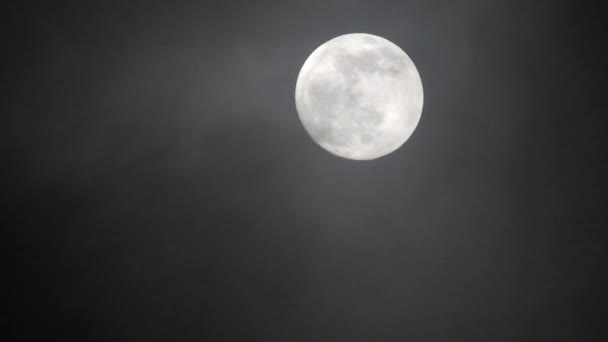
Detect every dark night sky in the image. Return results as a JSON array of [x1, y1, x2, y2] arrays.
[[5, 1, 607, 341]]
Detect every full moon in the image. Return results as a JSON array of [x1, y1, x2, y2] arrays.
[[295, 33, 423, 160]]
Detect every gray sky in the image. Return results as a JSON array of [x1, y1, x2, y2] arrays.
[[5, 1, 606, 341]]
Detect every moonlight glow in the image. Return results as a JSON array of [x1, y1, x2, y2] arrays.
[[295, 33, 423, 160]]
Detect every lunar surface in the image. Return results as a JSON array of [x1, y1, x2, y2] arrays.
[[295, 33, 423, 160]]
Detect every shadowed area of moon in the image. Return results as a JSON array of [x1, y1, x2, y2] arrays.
[[295, 33, 423, 160]]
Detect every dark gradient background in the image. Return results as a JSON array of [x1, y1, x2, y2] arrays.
[[5, 1, 607, 341]]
